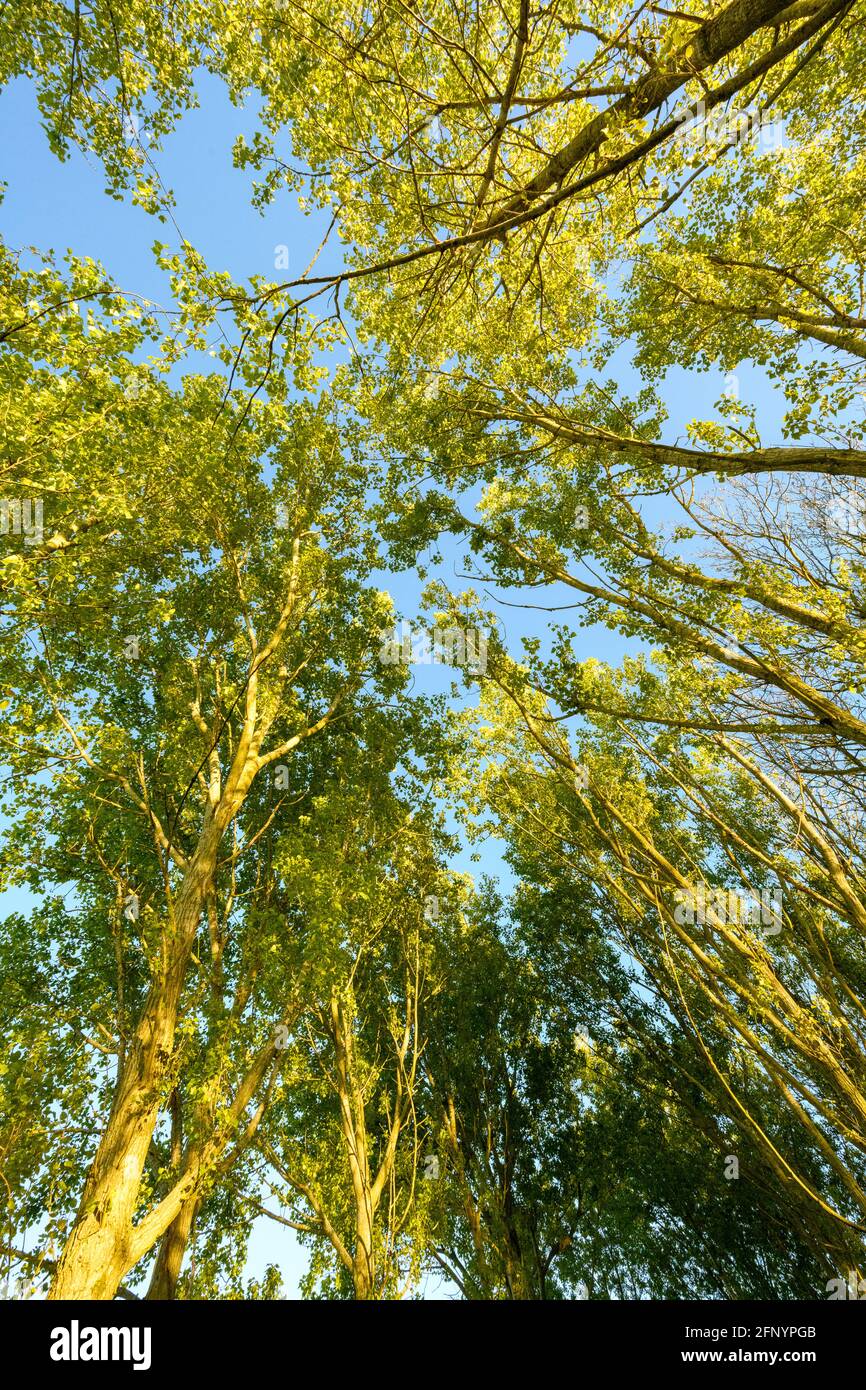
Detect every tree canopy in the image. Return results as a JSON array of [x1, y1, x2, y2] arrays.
[[1, 0, 865, 1301]]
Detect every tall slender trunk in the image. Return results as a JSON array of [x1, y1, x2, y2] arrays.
[[352, 1261, 375, 1300], [146, 1196, 198, 1300], [352, 1200, 376, 1300], [49, 831, 220, 1300]]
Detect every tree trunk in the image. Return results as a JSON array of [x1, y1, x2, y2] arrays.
[[49, 832, 220, 1299], [352, 1202, 376, 1300], [352, 1262, 375, 1300], [146, 1196, 198, 1300]]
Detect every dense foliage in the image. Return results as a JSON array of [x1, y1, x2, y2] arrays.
[[1, 0, 865, 1299]]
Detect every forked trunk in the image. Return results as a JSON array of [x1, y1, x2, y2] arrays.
[[49, 834, 220, 1300]]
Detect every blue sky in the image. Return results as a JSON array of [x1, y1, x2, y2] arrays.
[[0, 63, 791, 1300]]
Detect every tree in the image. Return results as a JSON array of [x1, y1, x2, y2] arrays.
[[252, 797, 447, 1300], [1, 242, 429, 1296], [450, 670, 866, 1282], [4, 1, 866, 1302]]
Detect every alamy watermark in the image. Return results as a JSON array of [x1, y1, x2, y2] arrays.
[[0, 498, 43, 545], [827, 1270, 866, 1299], [422, 1154, 440, 1180], [673, 882, 782, 936], [673, 100, 785, 153], [379, 621, 489, 675], [50, 1322, 151, 1371], [828, 489, 866, 537]]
